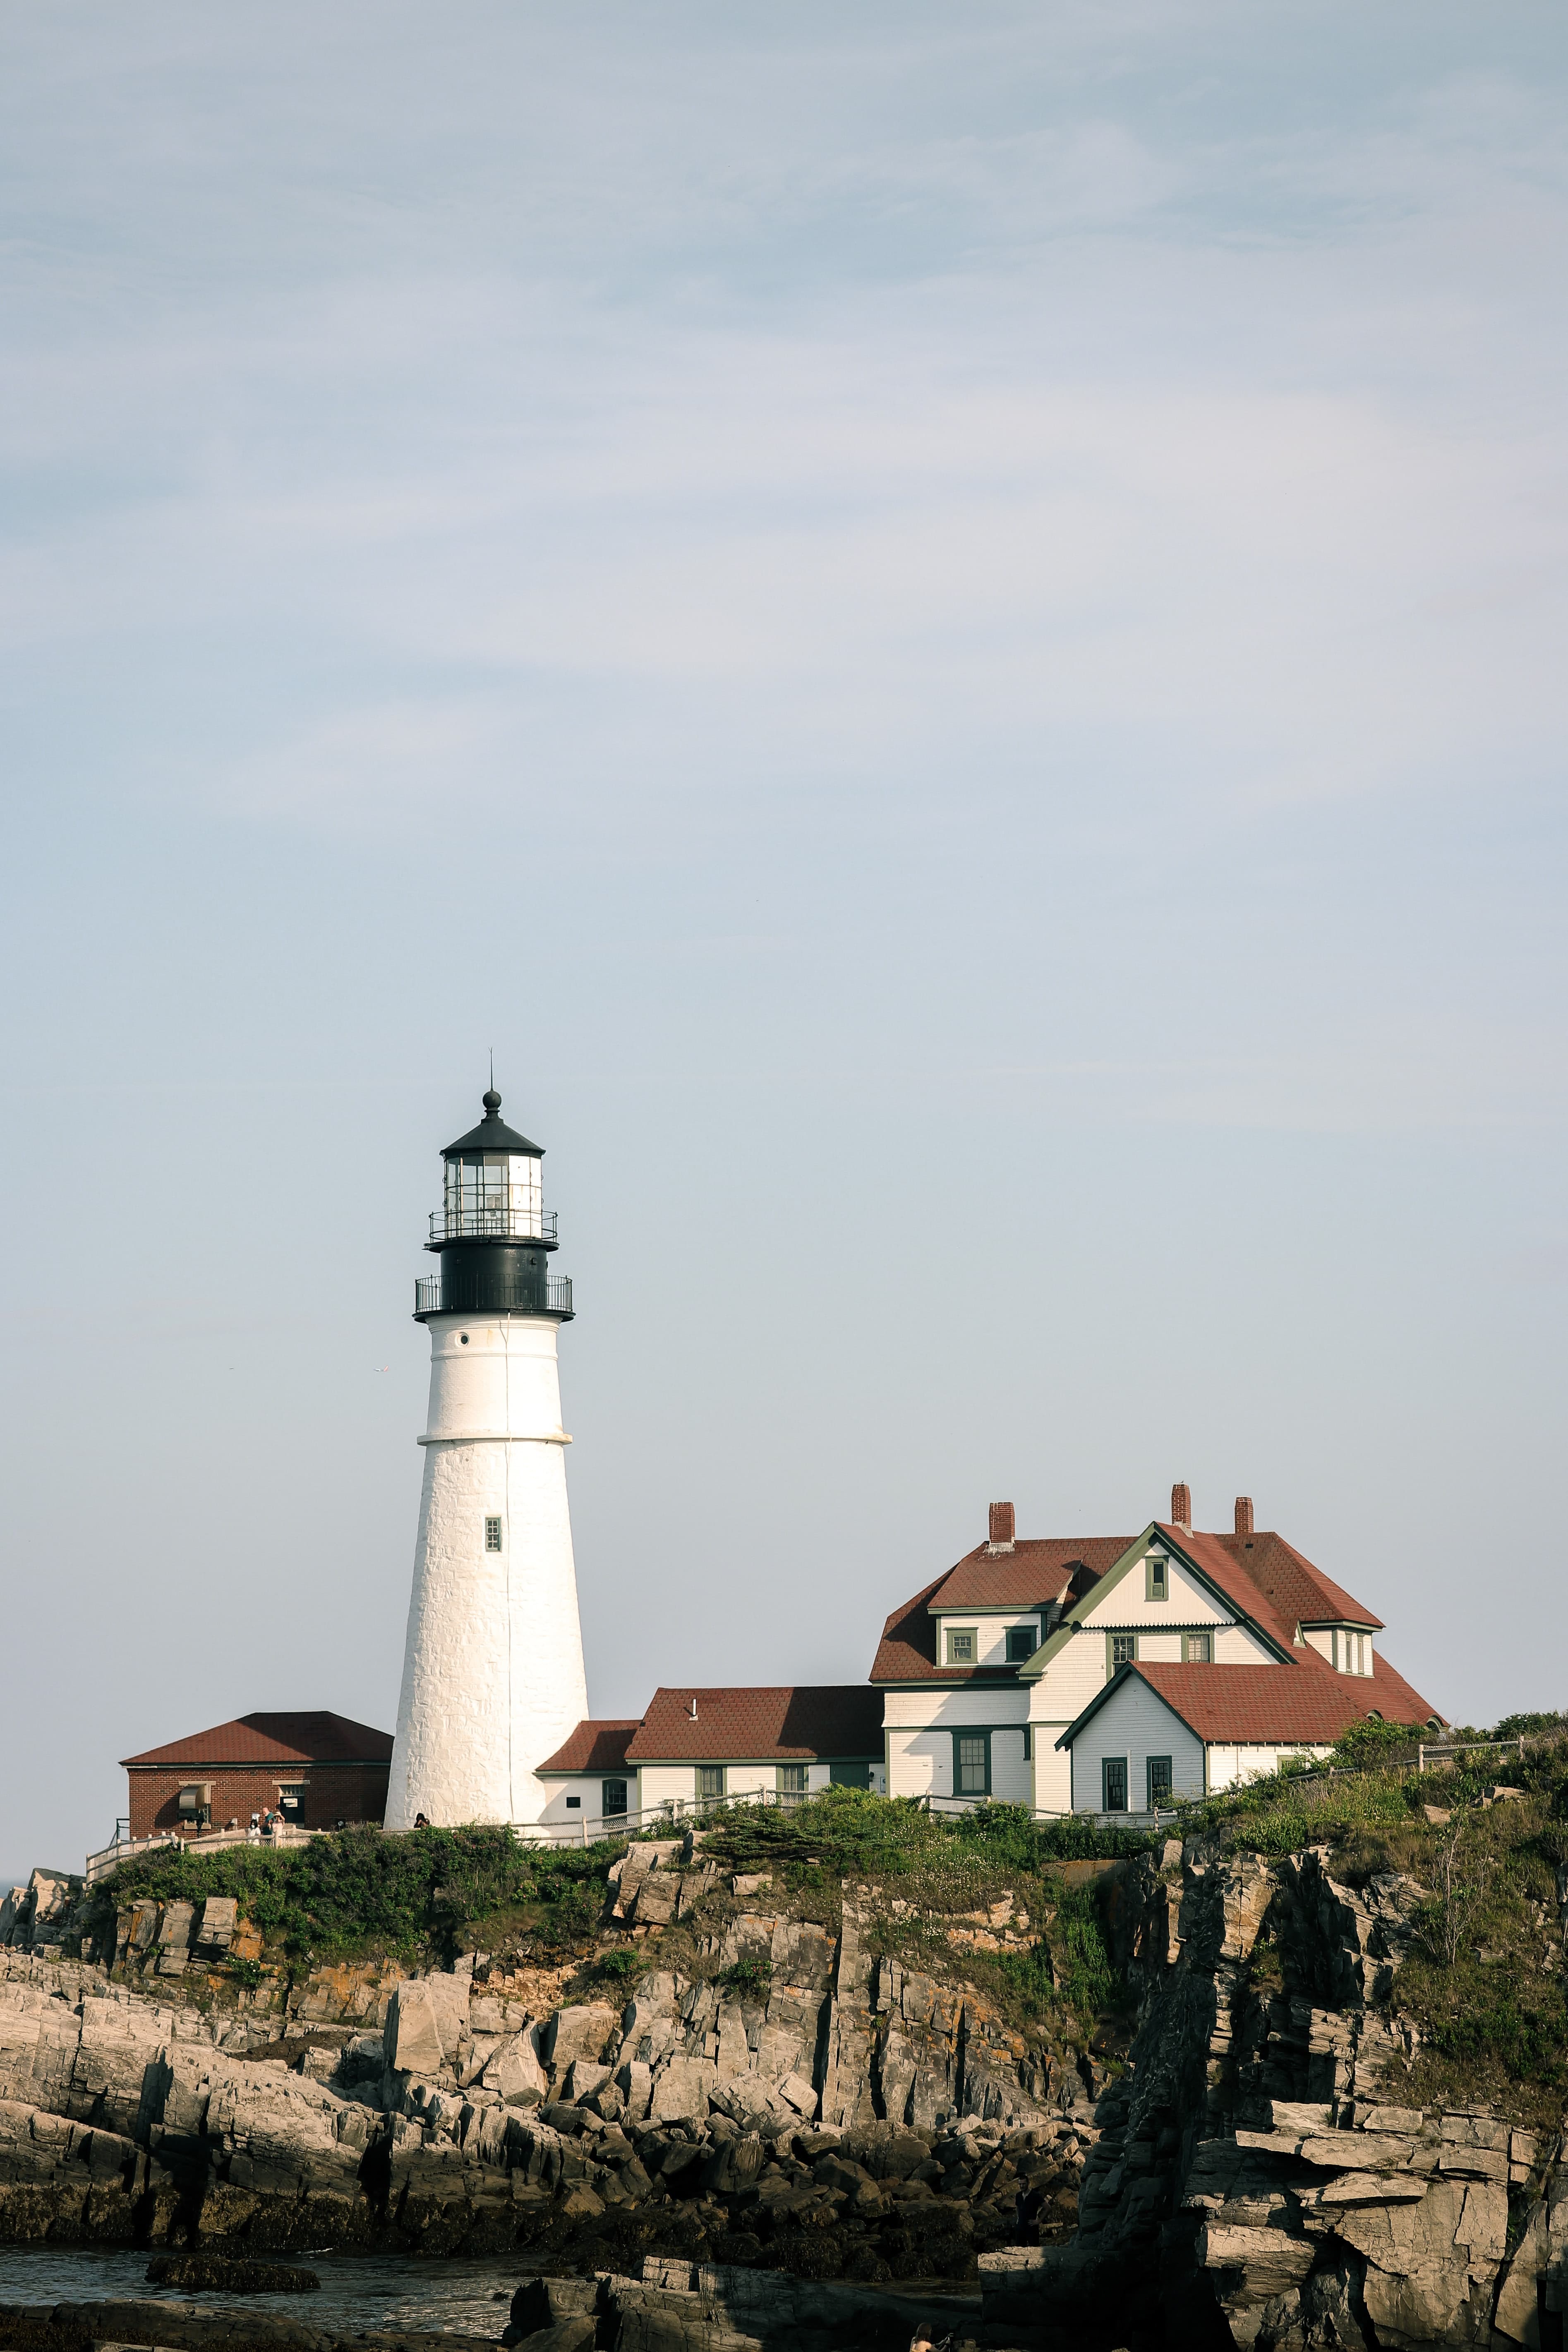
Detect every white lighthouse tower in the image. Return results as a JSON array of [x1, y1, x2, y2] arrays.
[[385, 1086, 589, 1830]]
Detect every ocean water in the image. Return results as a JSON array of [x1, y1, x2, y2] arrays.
[[0, 2244, 523, 2334]]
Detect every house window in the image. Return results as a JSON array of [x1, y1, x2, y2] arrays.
[[1146, 1555, 1168, 1603], [1184, 1630, 1212, 1664], [829, 1762, 870, 1789], [1147, 1755, 1173, 1808], [1103, 1756, 1129, 1812], [954, 1731, 990, 1796], [566, 1795, 581, 1809], [602, 1778, 628, 1818], [696, 1765, 725, 1801], [777, 1763, 809, 1796], [1109, 1632, 1137, 1671], [485, 1517, 503, 1552], [1022, 1726, 1033, 1761], [1005, 1624, 1040, 1663], [947, 1627, 976, 1665]]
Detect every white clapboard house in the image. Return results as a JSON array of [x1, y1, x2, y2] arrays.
[[870, 1485, 1442, 1816]]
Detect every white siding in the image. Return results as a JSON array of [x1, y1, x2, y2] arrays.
[[883, 1687, 1031, 1730], [1031, 1628, 1115, 1723], [638, 1765, 697, 1813], [627, 1759, 887, 1813], [536, 1770, 639, 1838], [889, 1727, 949, 1800], [1065, 1681, 1205, 1813], [1214, 1623, 1275, 1664], [1079, 1553, 1231, 1630], [1206, 1743, 1333, 1791], [1137, 1631, 1183, 1663], [1301, 1627, 1375, 1677], [1032, 1737, 1072, 1816], [990, 1728, 1031, 1805], [931, 1611, 1049, 1668]]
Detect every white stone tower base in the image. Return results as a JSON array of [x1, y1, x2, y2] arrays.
[[386, 1312, 588, 1829]]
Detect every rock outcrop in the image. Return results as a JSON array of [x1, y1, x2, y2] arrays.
[[0, 1847, 1095, 2283], [1009, 1839, 1567, 2349]]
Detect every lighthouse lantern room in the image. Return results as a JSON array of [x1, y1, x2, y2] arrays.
[[386, 1086, 590, 1832]]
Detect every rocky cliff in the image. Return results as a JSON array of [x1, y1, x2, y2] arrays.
[[997, 1835, 1567, 2350], [0, 1839, 1096, 2293]]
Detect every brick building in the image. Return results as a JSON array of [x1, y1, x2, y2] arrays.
[[121, 1712, 394, 1839]]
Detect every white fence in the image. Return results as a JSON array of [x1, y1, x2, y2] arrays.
[[84, 1822, 319, 1884]]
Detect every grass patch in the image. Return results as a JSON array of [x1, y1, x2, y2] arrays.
[[96, 1825, 626, 1965], [714, 1955, 772, 1998]]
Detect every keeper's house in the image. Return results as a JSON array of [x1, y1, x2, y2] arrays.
[[870, 1485, 1441, 1815], [537, 1685, 885, 1837], [121, 1712, 394, 1838]]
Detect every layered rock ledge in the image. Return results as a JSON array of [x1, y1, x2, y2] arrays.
[[998, 1841, 1568, 2349], [0, 1850, 1094, 2286]]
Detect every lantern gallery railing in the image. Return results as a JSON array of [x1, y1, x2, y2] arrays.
[[429, 1206, 558, 1244], [414, 1274, 574, 1319]]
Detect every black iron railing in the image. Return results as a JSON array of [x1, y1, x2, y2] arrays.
[[429, 1206, 557, 1244], [414, 1274, 573, 1319]]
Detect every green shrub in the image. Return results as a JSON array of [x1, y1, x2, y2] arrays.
[[715, 1955, 772, 1997], [97, 1825, 622, 1962], [1329, 1718, 1428, 1769], [1048, 1882, 1118, 2016]]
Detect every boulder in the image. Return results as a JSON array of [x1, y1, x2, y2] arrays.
[[544, 2002, 620, 2071], [650, 2055, 719, 2121], [386, 1980, 447, 2076], [482, 2024, 548, 2107], [194, 1899, 239, 1952]]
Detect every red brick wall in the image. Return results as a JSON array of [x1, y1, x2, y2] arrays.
[[127, 1763, 390, 1839]]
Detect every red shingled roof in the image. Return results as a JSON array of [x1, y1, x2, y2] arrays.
[[536, 1721, 640, 1774], [625, 1686, 883, 1762], [121, 1712, 393, 1769], [873, 1518, 1400, 1686], [1206, 1527, 1383, 1632], [870, 1542, 1131, 1683], [1066, 1652, 1441, 1750], [927, 1538, 1132, 1610]]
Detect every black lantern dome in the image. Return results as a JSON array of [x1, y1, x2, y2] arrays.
[[414, 1086, 573, 1321]]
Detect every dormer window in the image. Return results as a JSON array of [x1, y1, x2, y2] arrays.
[[1005, 1624, 1041, 1663], [1331, 1628, 1371, 1676], [946, 1627, 976, 1665]]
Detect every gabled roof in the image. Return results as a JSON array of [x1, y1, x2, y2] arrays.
[[870, 1540, 1130, 1683], [924, 1538, 1132, 1611], [536, 1721, 640, 1774], [120, 1712, 394, 1769], [1148, 1524, 1301, 1657], [1057, 1650, 1441, 1752], [870, 1574, 1021, 1685], [624, 1686, 883, 1762], [1206, 1527, 1383, 1631]]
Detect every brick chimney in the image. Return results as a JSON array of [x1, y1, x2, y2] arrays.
[[988, 1501, 1016, 1554], [1235, 1496, 1254, 1538], [1170, 1482, 1192, 1530]]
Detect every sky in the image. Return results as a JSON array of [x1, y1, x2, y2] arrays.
[[1, 1, 1565, 1883]]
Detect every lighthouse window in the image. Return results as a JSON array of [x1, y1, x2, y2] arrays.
[[485, 1518, 503, 1551]]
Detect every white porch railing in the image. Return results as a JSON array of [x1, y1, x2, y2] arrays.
[[84, 1822, 319, 1884]]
